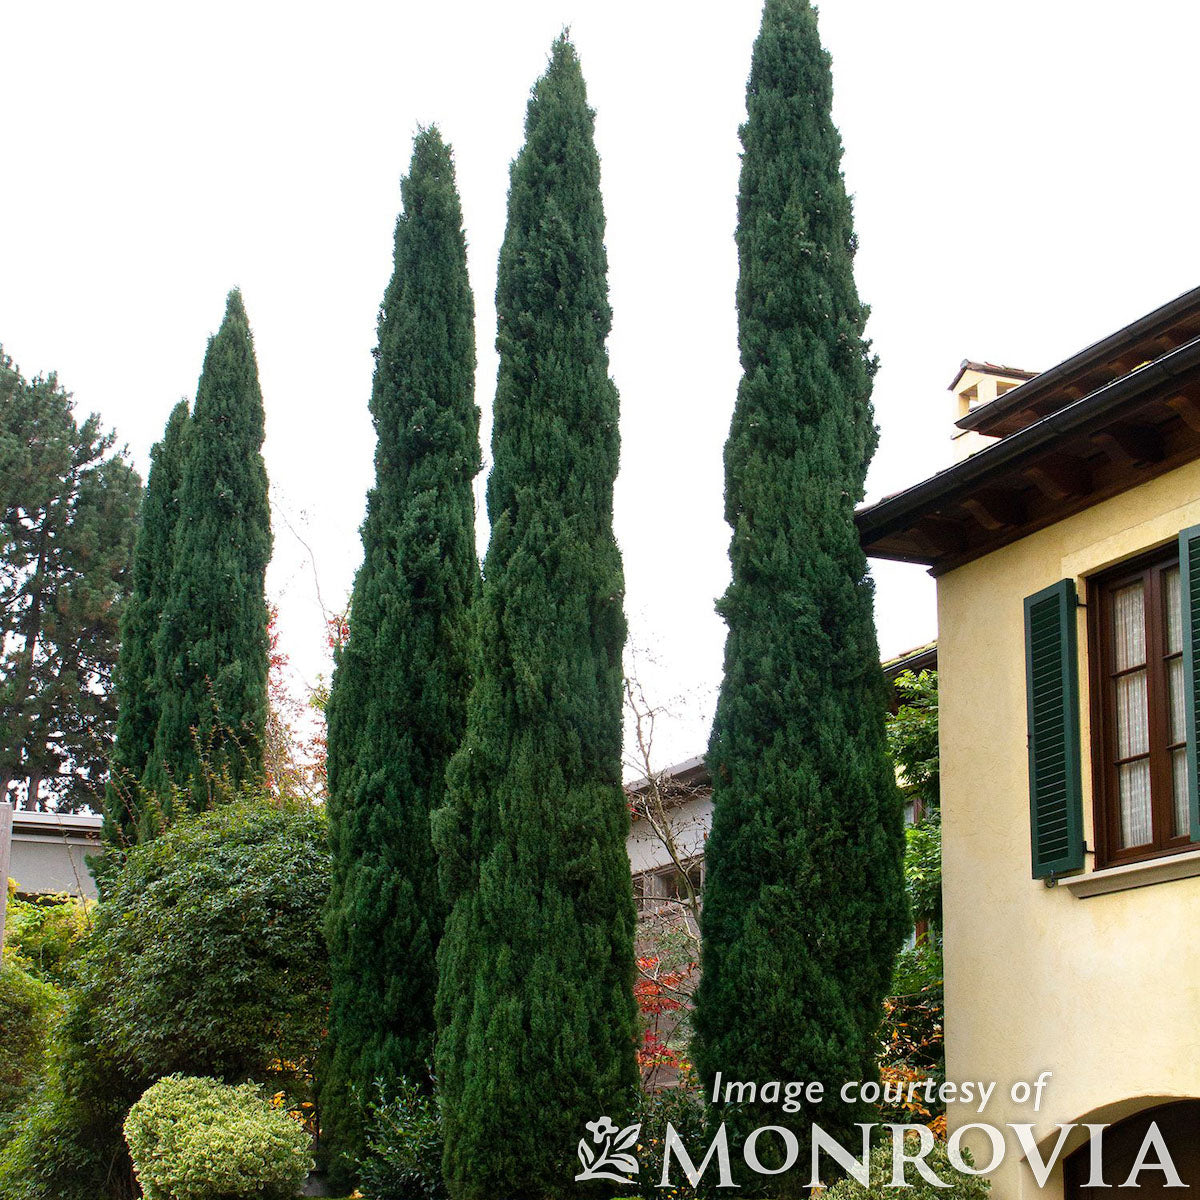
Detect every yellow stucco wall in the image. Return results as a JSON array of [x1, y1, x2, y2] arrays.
[[937, 460, 1200, 1199]]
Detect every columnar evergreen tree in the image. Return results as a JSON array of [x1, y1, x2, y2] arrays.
[[433, 36, 638, 1200], [693, 0, 908, 1178], [144, 290, 272, 816], [320, 127, 480, 1182], [105, 400, 189, 843]]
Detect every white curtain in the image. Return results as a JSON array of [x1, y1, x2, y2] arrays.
[[1113, 582, 1152, 847]]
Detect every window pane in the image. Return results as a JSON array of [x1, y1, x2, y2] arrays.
[[1119, 758, 1153, 847], [1113, 581, 1147, 670], [1168, 655, 1187, 744], [1173, 748, 1191, 839], [1116, 670, 1150, 757], [1165, 566, 1183, 655]]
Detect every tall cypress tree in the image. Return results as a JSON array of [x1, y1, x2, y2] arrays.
[[105, 399, 189, 844], [145, 290, 272, 816], [433, 36, 637, 1200], [320, 127, 480, 1182], [693, 0, 907, 1179]]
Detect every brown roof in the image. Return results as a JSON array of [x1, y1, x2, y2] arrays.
[[947, 361, 1039, 392], [955, 284, 1200, 438], [857, 322, 1200, 575]]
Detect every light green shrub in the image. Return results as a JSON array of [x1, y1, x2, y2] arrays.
[[824, 1135, 990, 1199], [5, 892, 95, 985], [124, 1075, 313, 1200]]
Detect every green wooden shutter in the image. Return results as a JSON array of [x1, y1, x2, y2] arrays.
[[1024, 579, 1084, 878], [1178, 526, 1200, 842]]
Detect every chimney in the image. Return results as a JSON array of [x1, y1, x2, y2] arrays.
[[948, 361, 1037, 461]]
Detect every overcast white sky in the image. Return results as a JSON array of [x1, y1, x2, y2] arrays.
[[4, 1, 1200, 771]]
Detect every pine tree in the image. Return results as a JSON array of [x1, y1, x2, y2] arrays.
[[319, 127, 480, 1182], [693, 0, 908, 1179], [105, 400, 189, 843], [432, 36, 638, 1200], [0, 352, 141, 810], [144, 290, 272, 816]]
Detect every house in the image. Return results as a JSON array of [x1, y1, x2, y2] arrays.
[[7, 809, 102, 899], [624, 647, 936, 919], [857, 284, 1200, 1197], [627, 755, 711, 922]]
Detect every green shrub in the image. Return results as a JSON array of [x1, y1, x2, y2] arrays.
[[0, 988, 142, 1200], [87, 799, 329, 1092], [357, 1077, 447, 1200], [124, 1075, 314, 1200], [625, 1081, 719, 1200], [0, 959, 61, 1134], [824, 1136, 989, 1199]]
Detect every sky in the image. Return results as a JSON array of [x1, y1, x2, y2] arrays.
[[4, 0, 1200, 773]]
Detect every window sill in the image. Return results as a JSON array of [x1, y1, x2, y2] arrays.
[[1062, 847, 1200, 898]]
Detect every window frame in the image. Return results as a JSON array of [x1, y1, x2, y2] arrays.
[[1088, 545, 1193, 868], [632, 858, 704, 919]]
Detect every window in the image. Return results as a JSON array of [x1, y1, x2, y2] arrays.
[[633, 859, 704, 918], [1090, 549, 1192, 865], [1025, 528, 1200, 880]]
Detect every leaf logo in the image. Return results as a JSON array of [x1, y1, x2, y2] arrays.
[[575, 1116, 641, 1184]]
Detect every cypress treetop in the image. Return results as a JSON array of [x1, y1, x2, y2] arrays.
[[694, 0, 908, 1177], [433, 35, 638, 1200], [320, 125, 480, 1184], [106, 399, 189, 844], [145, 289, 272, 816]]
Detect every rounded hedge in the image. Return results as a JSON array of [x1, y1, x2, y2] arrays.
[[88, 800, 330, 1086], [124, 1074, 314, 1200]]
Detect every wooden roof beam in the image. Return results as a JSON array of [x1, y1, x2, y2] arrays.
[[1091, 423, 1165, 467], [1165, 392, 1200, 432], [1023, 454, 1092, 501], [959, 489, 1028, 532]]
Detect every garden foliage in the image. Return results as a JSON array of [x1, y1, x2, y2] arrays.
[[4, 891, 93, 985], [823, 1137, 989, 1200], [356, 1075, 448, 1200], [0, 799, 330, 1200], [0, 959, 61, 1137]]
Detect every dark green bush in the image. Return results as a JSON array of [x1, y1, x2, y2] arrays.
[[0, 799, 331, 1200], [85, 799, 329, 1092], [357, 1077, 447, 1200], [622, 1082, 722, 1200]]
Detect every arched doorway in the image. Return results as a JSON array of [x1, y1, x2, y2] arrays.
[[1064, 1101, 1200, 1197]]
